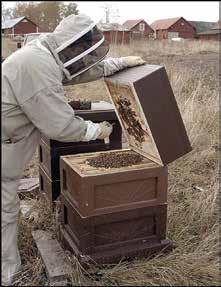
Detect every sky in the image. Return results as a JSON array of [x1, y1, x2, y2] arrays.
[[2, 1, 219, 24]]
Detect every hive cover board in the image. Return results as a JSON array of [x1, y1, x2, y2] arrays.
[[104, 64, 192, 166]]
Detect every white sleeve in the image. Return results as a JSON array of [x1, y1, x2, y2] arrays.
[[20, 85, 88, 142], [82, 120, 101, 141], [102, 57, 126, 76]]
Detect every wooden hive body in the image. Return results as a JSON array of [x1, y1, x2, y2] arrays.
[[59, 65, 192, 264], [60, 149, 167, 217], [59, 200, 172, 265]]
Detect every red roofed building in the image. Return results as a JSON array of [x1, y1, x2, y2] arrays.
[[98, 23, 131, 44], [197, 20, 221, 41], [2, 16, 39, 38], [123, 19, 154, 40], [150, 17, 196, 40]]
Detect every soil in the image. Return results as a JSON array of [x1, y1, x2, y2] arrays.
[[85, 151, 144, 168], [68, 100, 91, 110], [117, 96, 145, 143]]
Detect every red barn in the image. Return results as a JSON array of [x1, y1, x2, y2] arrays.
[[150, 17, 196, 40], [98, 23, 131, 44], [2, 16, 39, 38], [122, 19, 154, 40]]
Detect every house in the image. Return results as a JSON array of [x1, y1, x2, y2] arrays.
[[150, 17, 196, 40], [98, 23, 131, 44], [189, 21, 216, 33], [196, 21, 221, 41], [122, 19, 154, 40], [2, 16, 39, 38]]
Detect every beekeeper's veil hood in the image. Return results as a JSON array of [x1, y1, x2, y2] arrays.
[[40, 14, 109, 82]]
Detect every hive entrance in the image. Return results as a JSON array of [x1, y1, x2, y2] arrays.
[[85, 151, 144, 169]]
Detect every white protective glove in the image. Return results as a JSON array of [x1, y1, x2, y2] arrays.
[[120, 56, 146, 68], [97, 121, 113, 140], [103, 56, 146, 77], [82, 120, 113, 141]]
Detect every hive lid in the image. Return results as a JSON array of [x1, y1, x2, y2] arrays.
[[104, 64, 192, 166]]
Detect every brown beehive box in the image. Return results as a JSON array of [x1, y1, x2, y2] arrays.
[[59, 64, 192, 263], [60, 194, 172, 265], [60, 149, 167, 217], [104, 64, 192, 165], [60, 64, 191, 217], [39, 138, 109, 181]]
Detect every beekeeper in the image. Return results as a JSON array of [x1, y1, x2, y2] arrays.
[[2, 14, 145, 285]]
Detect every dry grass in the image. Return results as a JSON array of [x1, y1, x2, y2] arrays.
[[2, 36, 18, 58], [16, 39, 219, 286], [109, 39, 219, 57]]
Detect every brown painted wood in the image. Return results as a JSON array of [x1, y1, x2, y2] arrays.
[[39, 165, 60, 203], [59, 196, 171, 264], [104, 64, 192, 165], [41, 133, 108, 149], [60, 151, 168, 217], [61, 194, 168, 252], [39, 140, 52, 179], [38, 138, 123, 201], [60, 226, 173, 266], [39, 138, 109, 181]]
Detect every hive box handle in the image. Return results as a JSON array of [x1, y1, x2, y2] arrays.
[[63, 169, 67, 190], [64, 205, 68, 224], [40, 175, 44, 191], [39, 146, 43, 162]]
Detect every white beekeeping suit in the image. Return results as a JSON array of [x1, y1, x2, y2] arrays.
[[2, 13, 145, 286]]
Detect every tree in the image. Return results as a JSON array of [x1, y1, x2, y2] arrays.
[[12, 1, 41, 26], [37, 1, 63, 31], [60, 2, 78, 18], [100, 2, 120, 24], [2, 3, 14, 22], [10, 1, 79, 32]]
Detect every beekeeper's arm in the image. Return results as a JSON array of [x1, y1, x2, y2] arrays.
[[16, 51, 141, 142], [19, 84, 112, 142], [102, 56, 146, 76], [67, 56, 146, 85]]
